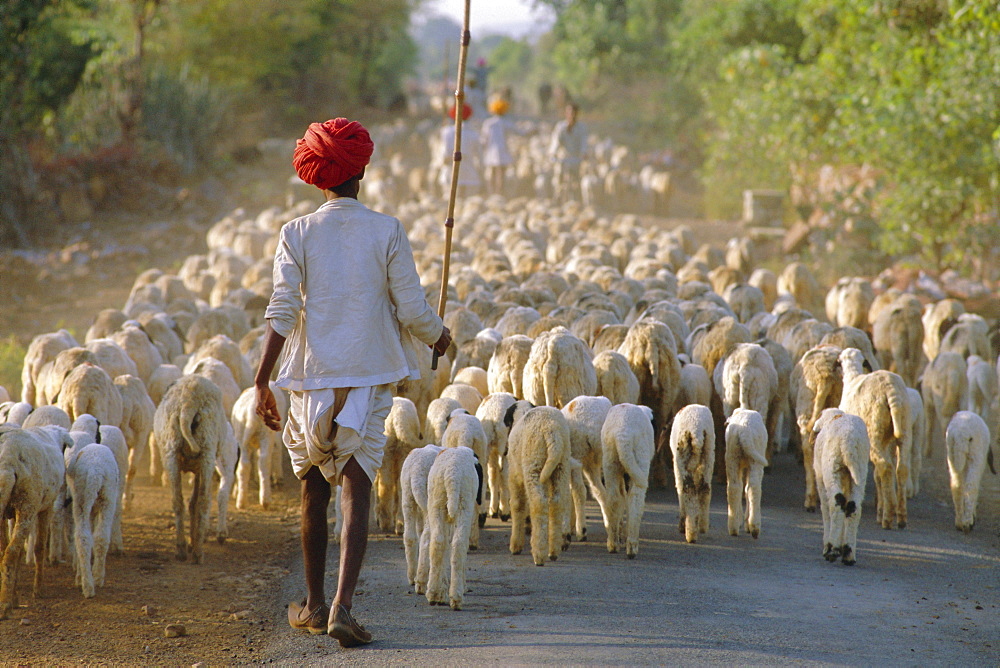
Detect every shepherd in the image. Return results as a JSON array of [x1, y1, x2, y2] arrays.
[[255, 118, 452, 646]]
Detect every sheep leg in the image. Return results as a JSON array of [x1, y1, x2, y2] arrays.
[[236, 442, 254, 511], [258, 439, 273, 510], [487, 450, 503, 518], [581, 459, 609, 531], [569, 463, 587, 541], [818, 486, 834, 560], [872, 456, 896, 530], [192, 467, 211, 564], [745, 464, 764, 539], [726, 454, 744, 536], [375, 469, 394, 533], [110, 470, 125, 556], [73, 494, 96, 598], [449, 505, 474, 610], [697, 478, 712, 536], [165, 462, 187, 561], [624, 480, 648, 559], [527, 481, 548, 566], [92, 494, 113, 589], [425, 508, 448, 606], [125, 437, 145, 513], [149, 434, 163, 484], [797, 416, 819, 511], [415, 519, 431, 594], [840, 484, 863, 565], [32, 509, 50, 598], [1, 515, 34, 617], [603, 459, 625, 553], [894, 459, 908, 530], [508, 475, 526, 556], [216, 460, 233, 545]]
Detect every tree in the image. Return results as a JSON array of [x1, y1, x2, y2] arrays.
[[0, 1, 97, 245]]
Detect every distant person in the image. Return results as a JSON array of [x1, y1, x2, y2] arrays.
[[438, 103, 482, 198], [537, 82, 553, 115], [549, 102, 587, 201], [481, 95, 515, 196], [465, 76, 488, 125], [256, 117, 451, 647]]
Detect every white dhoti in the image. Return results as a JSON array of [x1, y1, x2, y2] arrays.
[[284, 384, 394, 486]]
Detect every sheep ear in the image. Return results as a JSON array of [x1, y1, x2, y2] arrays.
[[95, 426, 102, 444], [862, 358, 872, 373]]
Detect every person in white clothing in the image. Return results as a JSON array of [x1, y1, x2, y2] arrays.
[[481, 96, 515, 196], [255, 118, 451, 646], [438, 104, 481, 198], [549, 102, 588, 201]]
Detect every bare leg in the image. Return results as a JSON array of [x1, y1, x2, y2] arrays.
[[333, 456, 371, 612], [301, 467, 331, 614]]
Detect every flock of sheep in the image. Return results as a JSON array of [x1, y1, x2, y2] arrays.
[[1, 121, 998, 619]]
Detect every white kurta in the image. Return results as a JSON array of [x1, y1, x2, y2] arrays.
[[265, 197, 443, 391], [265, 197, 444, 484], [481, 115, 514, 167]]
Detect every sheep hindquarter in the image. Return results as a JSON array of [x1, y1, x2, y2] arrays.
[[724, 408, 768, 538], [0, 426, 65, 618], [65, 442, 120, 597], [601, 403, 655, 557], [945, 411, 990, 533], [812, 409, 870, 565], [507, 407, 572, 565], [839, 348, 911, 530], [425, 446, 482, 610], [400, 444, 443, 593], [152, 375, 227, 563], [669, 404, 716, 543], [376, 396, 421, 534]]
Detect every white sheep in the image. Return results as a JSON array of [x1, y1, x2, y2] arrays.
[[506, 406, 572, 565], [724, 408, 768, 538], [64, 441, 119, 597], [668, 404, 715, 543], [561, 396, 612, 541], [592, 350, 640, 405], [21, 405, 72, 430], [714, 342, 778, 422], [113, 374, 155, 510], [945, 411, 991, 533], [906, 388, 926, 498], [425, 445, 482, 610], [147, 363, 183, 407], [58, 362, 123, 428], [475, 392, 518, 520], [522, 327, 597, 409], [0, 401, 33, 426], [68, 416, 129, 555], [441, 409, 489, 549], [375, 396, 421, 533], [214, 420, 239, 545], [453, 366, 489, 398], [812, 408, 870, 565], [839, 347, 912, 530], [232, 384, 288, 510], [425, 396, 463, 446], [184, 334, 253, 390], [440, 382, 484, 415], [965, 355, 997, 424], [20, 329, 77, 405], [188, 356, 241, 416], [110, 324, 164, 385], [0, 426, 66, 618], [152, 374, 228, 563], [921, 351, 969, 455], [790, 345, 844, 511], [400, 443, 444, 594], [487, 334, 534, 398], [601, 403, 655, 557]]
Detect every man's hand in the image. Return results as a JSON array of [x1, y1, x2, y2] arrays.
[[432, 326, 452, 356], [255, 383, 282, 431]]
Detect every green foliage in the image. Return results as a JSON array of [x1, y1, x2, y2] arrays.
[[0, 337, 26, 400]]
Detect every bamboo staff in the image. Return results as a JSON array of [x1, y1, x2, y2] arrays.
[[432, 0, 471, 371]]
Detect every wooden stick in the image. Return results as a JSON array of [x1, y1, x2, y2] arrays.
[[432, 0, 471, 371]]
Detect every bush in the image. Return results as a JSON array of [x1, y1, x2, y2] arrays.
[[0, 337, 26, 400]]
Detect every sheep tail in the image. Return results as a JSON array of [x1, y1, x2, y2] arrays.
[[179, 404, 203, 456], [887, 387, 907, 441], [446, 472, 461, 520], [0, 470, 15, 523], [617, 439, 646, 482], [647, 339, 660, 389], [739, 375, 753, 411], [539, 431, 565, 485]]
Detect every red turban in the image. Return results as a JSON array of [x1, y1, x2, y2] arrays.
[[292, 118, 374, 190], [448, 104, 473, 121]]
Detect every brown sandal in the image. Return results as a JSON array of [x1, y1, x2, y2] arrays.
[[328, 603, 373, 647], [287, 600, 330, 635]]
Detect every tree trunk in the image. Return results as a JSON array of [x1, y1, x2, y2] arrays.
[[0, 133, 37, 248]]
